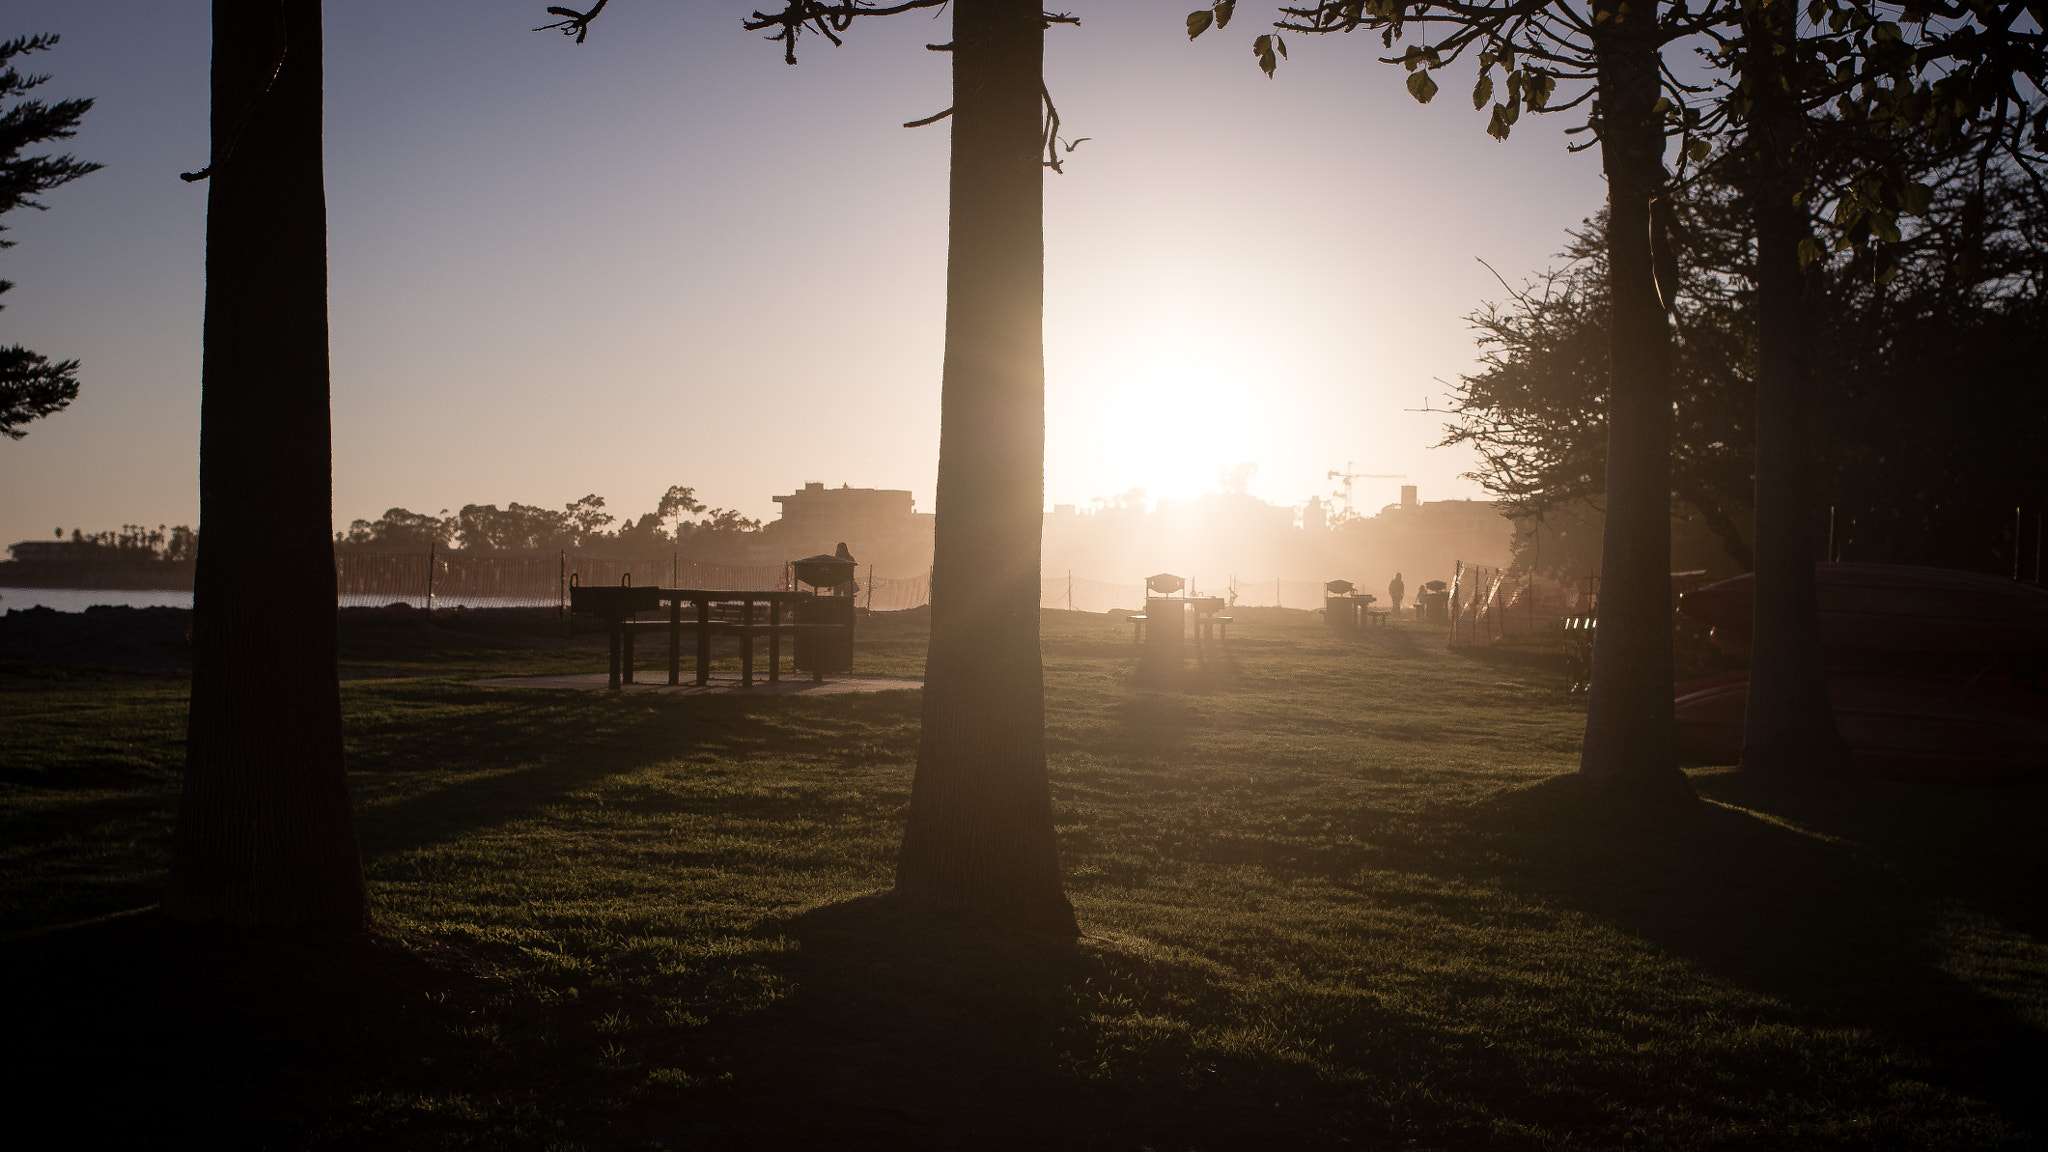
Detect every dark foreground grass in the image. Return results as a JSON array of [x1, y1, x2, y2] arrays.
[[2, 608, 2044, 1150]]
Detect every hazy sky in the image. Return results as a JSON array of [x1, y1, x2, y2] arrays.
[[0, 0, 1607, 548]]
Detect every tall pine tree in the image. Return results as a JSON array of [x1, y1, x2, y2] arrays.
[[0, 33, 99, 439]]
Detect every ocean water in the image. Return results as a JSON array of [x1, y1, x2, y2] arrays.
[[0, 587, 194, 612], [0, 589, 555, 613]]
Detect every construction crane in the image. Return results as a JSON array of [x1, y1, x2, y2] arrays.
[[1327, 462, 1406, 520]]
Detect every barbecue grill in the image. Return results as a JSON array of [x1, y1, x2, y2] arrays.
[[793, 554, 857, 592]]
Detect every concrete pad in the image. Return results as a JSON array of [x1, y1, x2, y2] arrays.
[[468, 671, 921, 696]]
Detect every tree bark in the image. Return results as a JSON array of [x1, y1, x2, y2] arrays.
[[165, 0, 368, 928], [894, 0, 1076, 934], [1739, 0, 1853, 775], [1579, 0, 1693, 797]]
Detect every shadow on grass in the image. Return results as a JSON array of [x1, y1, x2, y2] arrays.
[[352, 686, 923, 860], [2, 911, 503, 1150], [670, 891, 1292, 1151], [1463, 772, 2048, 1142]]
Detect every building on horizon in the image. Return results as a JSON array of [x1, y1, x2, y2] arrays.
[[1038, 484, 1514, 596], [748, 482, 935, 576]]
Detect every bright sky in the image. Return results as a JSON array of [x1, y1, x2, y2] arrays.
[[0, 0, 1606, 547]]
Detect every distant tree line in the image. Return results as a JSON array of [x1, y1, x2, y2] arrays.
[[333, 485, 765, 561], [33, 523, 201, 562]]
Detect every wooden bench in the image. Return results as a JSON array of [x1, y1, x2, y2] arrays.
[[1197, 614, 1232, 646]]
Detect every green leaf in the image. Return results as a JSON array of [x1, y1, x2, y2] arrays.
[[1874, 213, 1901, 244], [1473, 73, 1495, 109], [1900, 181, 1932, 215], [1487, 103, 1512, 139], [1873, 20, 1902, 41], [1797, 237, 1825, 268], [1254, 34, 1278, 77], [1407, 69, 1439, 104], [1215, 0, 1236, 28], [1186, 9, 1213, 38], [1686, 138, 1711, 162], [1276, 33, 1288, 58]]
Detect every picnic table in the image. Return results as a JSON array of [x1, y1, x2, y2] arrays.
[[569, 584, 853, 691]]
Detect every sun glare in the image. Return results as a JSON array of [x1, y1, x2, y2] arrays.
[[1054, 335, 1278, 507]]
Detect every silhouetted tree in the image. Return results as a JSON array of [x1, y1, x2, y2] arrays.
[[1724, 0, 1853, 774], [453, 493, 614, 552], [1447, 198, 1757, 570], [613, 484, 706, 549], [890, 0, 1078, 933], [166, 0, 367, 928], [0, 33, 99, 439], [542, 0, 1079, 930], [1449, 155, 2047, 574], [336, 507, 455, 553], [1196, 0, 1724, 797], [1706, 0, 2047, 775]]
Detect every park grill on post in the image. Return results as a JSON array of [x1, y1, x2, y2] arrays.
[[791, 553, 857, 677]]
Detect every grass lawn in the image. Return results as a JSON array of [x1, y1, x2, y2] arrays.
[[3, 607, 2044, 1150]]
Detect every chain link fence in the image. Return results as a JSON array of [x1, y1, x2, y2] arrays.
[[336, 552, 1418, 616], [335, 552, 788, 609], [1445, 561, 1596, 649]]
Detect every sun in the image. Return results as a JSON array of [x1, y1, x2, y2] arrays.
[[1051, 334, 1277, 507]]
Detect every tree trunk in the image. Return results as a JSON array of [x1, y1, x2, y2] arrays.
[[165, 0, 367, 928], [1579, 0, 1693, 798], [894, 0, 1076, 934], [1739, 0, 1853, 775]]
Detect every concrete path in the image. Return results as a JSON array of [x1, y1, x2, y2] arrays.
[[468, 672, 921, 696]]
